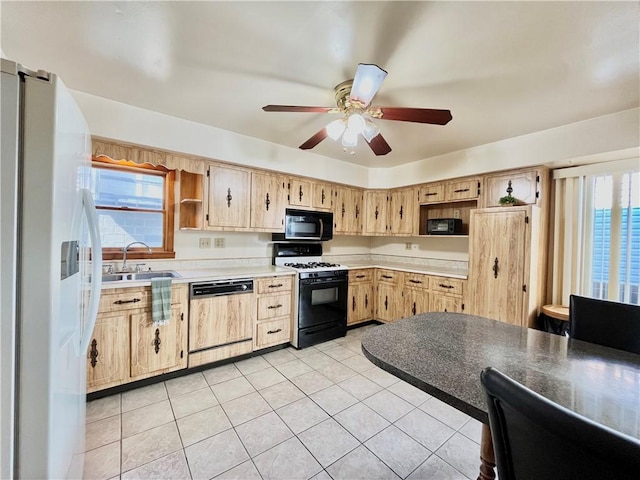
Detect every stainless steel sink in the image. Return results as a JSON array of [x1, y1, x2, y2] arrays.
[[96, 270, 181, 282]]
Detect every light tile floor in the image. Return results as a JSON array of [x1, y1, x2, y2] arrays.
[[84, 324, 484, 480]]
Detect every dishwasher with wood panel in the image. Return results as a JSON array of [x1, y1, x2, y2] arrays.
[[188, 278, 255, 367]]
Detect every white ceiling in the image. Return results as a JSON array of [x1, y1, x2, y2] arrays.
[[2, 1, 638, 168]]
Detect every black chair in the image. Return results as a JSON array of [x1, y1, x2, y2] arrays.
[[480, 367, 640, 480], [569, 294, 640, 354]]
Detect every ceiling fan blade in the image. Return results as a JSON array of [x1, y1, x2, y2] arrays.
[[299, 129, 328, 150], [262, 105, 333, 113], [349, 64, 388, 107], [377, 107, 453, 125], [365, 133, 392, 156]]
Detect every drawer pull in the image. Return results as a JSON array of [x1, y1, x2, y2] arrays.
[[381, 275, 393, 279], [438, 284, 455, 289], [454, 188, 470, 193], [267, 328, 282, 335], [114, 298, 141, 305], [409, 279, 422, 284], [425, 192, 438, 196], [89, 339, 99, 368], [267, 304, 283, 309], [356, 274, 366, 279], [268, 283, 284, 288]]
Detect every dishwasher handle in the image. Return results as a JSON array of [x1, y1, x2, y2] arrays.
[[190, 279, 254, 298]]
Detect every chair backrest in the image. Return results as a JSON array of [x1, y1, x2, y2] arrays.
[[480, 367, 640, 480], [569, 294, 640, 354]]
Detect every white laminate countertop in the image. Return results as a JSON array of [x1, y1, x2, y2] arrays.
[[342, 261, 468, 280], [100, 266, 295, 290], [99, 262, 466, 289]]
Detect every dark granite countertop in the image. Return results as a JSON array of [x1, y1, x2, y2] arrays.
[[361, 312, 640, 439]]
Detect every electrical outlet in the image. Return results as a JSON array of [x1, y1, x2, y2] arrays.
[[214, 238, 225, 248], [405, 242, 412, 250], [453, 209, 461, 219], [199, 238, 211, 249]]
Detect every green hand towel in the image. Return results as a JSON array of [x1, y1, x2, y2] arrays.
[[151, 277, 172, 326]]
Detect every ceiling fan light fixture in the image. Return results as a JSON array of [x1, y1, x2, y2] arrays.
[[362, 119, 380, 142], [326, 119, 346, 140], [347, 113, 366, 134], [350, 64, 388, 106], [342, 126, 358, 147]]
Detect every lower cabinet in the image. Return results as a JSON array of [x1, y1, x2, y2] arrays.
[[401, 273, 430, 319], [254, 275, 293, 350], [348, 269, 374, 325], [430, 277, 466, 313], [86, 284, 188, 393], [375, 269, 403, 322]]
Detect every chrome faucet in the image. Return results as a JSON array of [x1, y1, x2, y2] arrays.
[[121, 241, 151, 272]]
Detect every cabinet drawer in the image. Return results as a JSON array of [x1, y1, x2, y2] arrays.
[[418, 183, 445, 203], [349, 269, 373, 283], [446, 179, 479, 201], [256, 276, 293, 294], [403, 273, 430, 289], [255, 318, 291, 349], [99, 289, 151, 312], [430, 277, 464, 296], [257, 294, 291, 320], [376, 269, 402, 285]]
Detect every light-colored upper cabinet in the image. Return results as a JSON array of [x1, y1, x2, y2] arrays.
[[311, 182, 334, 211], [206, 164, 250, 229], [388, 187, 416, 235], [178, 171, 204, 230], [446, 178, 480, 201], [483, 167, 549, 208], [363, 190, 388, 235], [334, 186, 363, 234], [288, 177, 312, 208], [250, 172, 287, 231], [418, 183, 445, 204]]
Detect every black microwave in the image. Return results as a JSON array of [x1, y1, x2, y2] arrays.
[[273, 208, 333, 241], [427, 218, 463, 235]]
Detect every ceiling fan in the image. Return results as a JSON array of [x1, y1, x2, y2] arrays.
[[262, 63, 453, 156]]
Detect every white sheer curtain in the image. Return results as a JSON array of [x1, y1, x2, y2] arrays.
[[550, 157, 639, 306]]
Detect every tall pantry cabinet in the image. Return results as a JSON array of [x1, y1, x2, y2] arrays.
[[467, 206, 546, 328]]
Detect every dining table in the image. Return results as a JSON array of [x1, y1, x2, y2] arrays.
[[361, 312, 640, 480]]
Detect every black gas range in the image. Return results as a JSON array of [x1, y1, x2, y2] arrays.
[[273, 243, 348, 348]]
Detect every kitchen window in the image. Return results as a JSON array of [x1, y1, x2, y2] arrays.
[[551, 158, 639, 305], [91, 157, 175, 260]]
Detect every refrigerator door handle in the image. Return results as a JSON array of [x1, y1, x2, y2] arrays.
[[80, 188, 102, 353]]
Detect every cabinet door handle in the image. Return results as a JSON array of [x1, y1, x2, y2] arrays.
[[265, 193, 270, 211], [341, 203, 345, 218], [226, 188, 233, 207], [268, 283, 284, 288], [89, 339, 99, 368], [412, 302, 416, 315], [299, 185, 303, 202], [384, 296, 388, 310], [321, 189, 326, 204], [352, 296, 356, 311], [381, 275, 393, 279], [114, 298, 141, 305], [375, 207, 379, 219], [409, 279, 422, 284], [438, 283, 455, 289], [153, 328, 161, 354], [493, 258, 499, 278], [365, 294, 368, 308], [267, 304, 283, 309], [355, 205, 359, 219], [399, 205, 403, 219], [454, 188, 470, 193], [267, 328, 282, 335]]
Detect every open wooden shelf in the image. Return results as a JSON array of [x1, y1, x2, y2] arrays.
[[179, 171, 204, 230]]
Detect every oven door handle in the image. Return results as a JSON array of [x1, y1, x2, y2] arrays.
[[300, 278, 346, 287]]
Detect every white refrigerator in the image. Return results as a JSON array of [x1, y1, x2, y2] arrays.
[[1, 58, 103, 479]]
